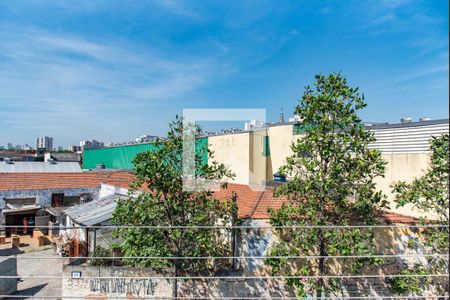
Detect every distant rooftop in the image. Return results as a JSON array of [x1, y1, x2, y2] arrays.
[[0, 161, 82, 173], [199, 118, 449, 137], [364, 118, 449, 129], [49, 152, 80, 162], [0, 170, 135, 191]]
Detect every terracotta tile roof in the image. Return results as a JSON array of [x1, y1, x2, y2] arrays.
[[213, 183, 288, 219], [213, 184, 275, 219], [0, 171, 417, 224], [0, 171, 135, 191], [214, 183, 417, 223], [375, 211, 418, 224]]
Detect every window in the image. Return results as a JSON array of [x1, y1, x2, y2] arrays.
[[262, 136, 270, 156], [51, 193, 64, 207]]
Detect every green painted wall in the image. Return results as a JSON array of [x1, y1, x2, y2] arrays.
[[83, 137, 209, 170]]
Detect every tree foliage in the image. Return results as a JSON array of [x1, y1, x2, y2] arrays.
[[266, 73, 388, 297], [389, 134, 449, 294], [112, 117, 235, 295]]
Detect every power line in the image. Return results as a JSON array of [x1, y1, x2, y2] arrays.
[[1, 224, 448, 229], [0, 274, 447, 280], [0, 296, 448, 300], [9, 253, 449, 260]]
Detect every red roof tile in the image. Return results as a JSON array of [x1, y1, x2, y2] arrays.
[[0, 171, 135, 191], [0, 172, 417, 224], [214, 183, 417, 223]]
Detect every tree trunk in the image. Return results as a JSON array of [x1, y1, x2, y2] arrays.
[[231, 191, 238, 270], [172, 265, 178, 299], [318, 230, 326, 298]]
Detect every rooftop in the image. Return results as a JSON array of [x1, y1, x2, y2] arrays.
[[65, 193, 122, 226], [49, 152, 80, 162], [0, 170, 135, 191], [199, 118, 449, 138], [0, 161, 82, 173], [0, 170, 418, 223], [214, 184, 418, 223]]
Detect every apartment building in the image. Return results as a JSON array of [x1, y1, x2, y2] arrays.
[[36, 136, 53, 152]]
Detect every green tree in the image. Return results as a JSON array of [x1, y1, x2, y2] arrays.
[[267, 73, 388, 297], [112, 116, 235, 298], [389, 134, 449, 295]]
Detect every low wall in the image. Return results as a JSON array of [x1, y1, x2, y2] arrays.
[[61, 221, 440, 298], [62, 265, 171, 298], [0, 257, 17, 297], [62, 265, 294, 299]]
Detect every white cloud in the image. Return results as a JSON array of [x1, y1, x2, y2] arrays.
[[0, 25, 233, 143], [154, 0, 203, 19], [382, 0, 413, 9]]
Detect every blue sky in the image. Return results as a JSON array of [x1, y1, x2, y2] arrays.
[[0, 0, 448, 147]]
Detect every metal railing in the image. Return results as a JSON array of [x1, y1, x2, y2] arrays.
[[0, 224, 447, 299]]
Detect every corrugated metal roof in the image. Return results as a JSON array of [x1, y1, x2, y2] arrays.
[[368, 121, 449, 154], [65, 194, 124, 226], [51, 153, 80, 162], [0, 161, 82, 173], [46, 206, 71, 216], [367, 118, 448, 129], [3, 205, 41, 214]]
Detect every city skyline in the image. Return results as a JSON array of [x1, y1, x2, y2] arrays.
[[0, 0, 448, 145]]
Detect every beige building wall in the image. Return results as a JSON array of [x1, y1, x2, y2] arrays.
[[249, 129, 270, 186], [209, 130, 273, 187], [376, 153, 433, 218], [208, 121, 447, 219], [267, 124, 297, 174], [209, 132, 250, 185]]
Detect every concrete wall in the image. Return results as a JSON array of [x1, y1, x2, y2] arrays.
[[0, 257, 17, 297], [60, 219, 440, 298], [235, 219, 441, 297], [62, 264, 294, 299], [237, 220, 427, 275], [0, 188, 99, 209], [62, 265, 171, 298]]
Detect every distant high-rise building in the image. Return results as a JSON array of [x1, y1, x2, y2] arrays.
[[57, 146, 63, 151], [80, 140, 104, 150], [15, 145, 22, 150], [36, 136, 53, 152], [7, 143, 13, 150]]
